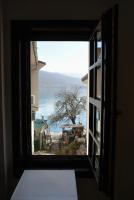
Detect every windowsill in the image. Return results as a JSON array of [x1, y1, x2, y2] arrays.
[[11, 170, 78, 200]]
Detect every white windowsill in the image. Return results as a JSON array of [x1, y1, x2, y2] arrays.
[[11, 170, 78, 200]]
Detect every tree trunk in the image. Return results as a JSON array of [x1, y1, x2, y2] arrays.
[[70, 117, 76, 124]]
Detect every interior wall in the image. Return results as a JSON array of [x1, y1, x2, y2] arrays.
[[4, 0, 114, 20], [114, 1, 134, 200], [0, 0, 7, 199], [1, 0, 134, 200]]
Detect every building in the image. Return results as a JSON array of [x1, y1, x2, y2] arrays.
[[31, 41, 46, 153], [61, 124, 84, 143], [34, 117, 51, 152], [0, 1, 134, 200], [81, 73, 88, 84]]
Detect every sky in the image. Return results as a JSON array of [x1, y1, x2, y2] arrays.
[[37, 41, 89, 77]]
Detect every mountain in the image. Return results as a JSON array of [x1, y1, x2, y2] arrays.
[[39, 71, 86, 103]]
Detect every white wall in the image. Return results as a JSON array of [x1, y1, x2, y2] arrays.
[[1, 0, 134, 199]]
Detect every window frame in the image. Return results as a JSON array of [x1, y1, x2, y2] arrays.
[[88, 6, 118, 196], [11, 20, 98, 177], [88, 23, 104, 185]]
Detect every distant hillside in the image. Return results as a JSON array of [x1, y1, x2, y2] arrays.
[[39, 71, 86, 103]]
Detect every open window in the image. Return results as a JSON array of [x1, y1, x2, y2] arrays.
[[88, 7, 118, 194], [30, 41, 89, 156], [11, 20, 97, 174], [11, 5, 118, 196]]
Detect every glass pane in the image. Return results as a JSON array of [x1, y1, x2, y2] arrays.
[[95, 144, 100, 175], [89, 103, 93, 132], [97, 31, 102, 60], [89, 69, 94, 97], [96, 108, 101, 142], [91, 141, 95, 166], [96, 67, 101, 99]]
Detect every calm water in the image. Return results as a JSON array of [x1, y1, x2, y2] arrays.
[[36, 103, 87, 133], [36, 88, 87, 133]]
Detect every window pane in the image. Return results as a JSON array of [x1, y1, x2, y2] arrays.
[[97, 31, 102, 60], [91, 141, 95, 166], [89, 69, 94, 97], [96, 108, 101, 143], [96, 67, 101, 99], [31, 41, 89, 156], [95, 144, 100, 176], [89, 103, 93, 132]]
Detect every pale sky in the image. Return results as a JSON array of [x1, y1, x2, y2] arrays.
[[37, 41, 89, 77]]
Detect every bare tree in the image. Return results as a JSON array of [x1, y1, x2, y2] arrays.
[[48, 87, 86, 125]]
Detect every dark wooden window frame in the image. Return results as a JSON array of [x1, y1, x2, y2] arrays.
[[88, 6, 118, 197], [89, 23, 104, 184], [11, 20, 98, 178]]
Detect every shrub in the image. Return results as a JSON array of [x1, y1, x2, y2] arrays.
[[34, 139, 40, 152], [55, 141, 80, 155]]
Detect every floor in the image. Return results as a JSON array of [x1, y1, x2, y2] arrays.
[[76, 178, 110, 200]]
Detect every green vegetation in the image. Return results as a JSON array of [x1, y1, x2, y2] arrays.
[[55, 141, 80, 155], [34, 139, 40, 152]]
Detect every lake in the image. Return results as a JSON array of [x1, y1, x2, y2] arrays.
[[35, 71, 88, 133], [36, 91, 87, 133]]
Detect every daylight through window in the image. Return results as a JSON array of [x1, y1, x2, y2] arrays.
[[31, 41, 89, 155]]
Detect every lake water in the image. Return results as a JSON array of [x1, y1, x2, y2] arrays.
[[36, 103, 87, 133], [36, 88, 87, 133]]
